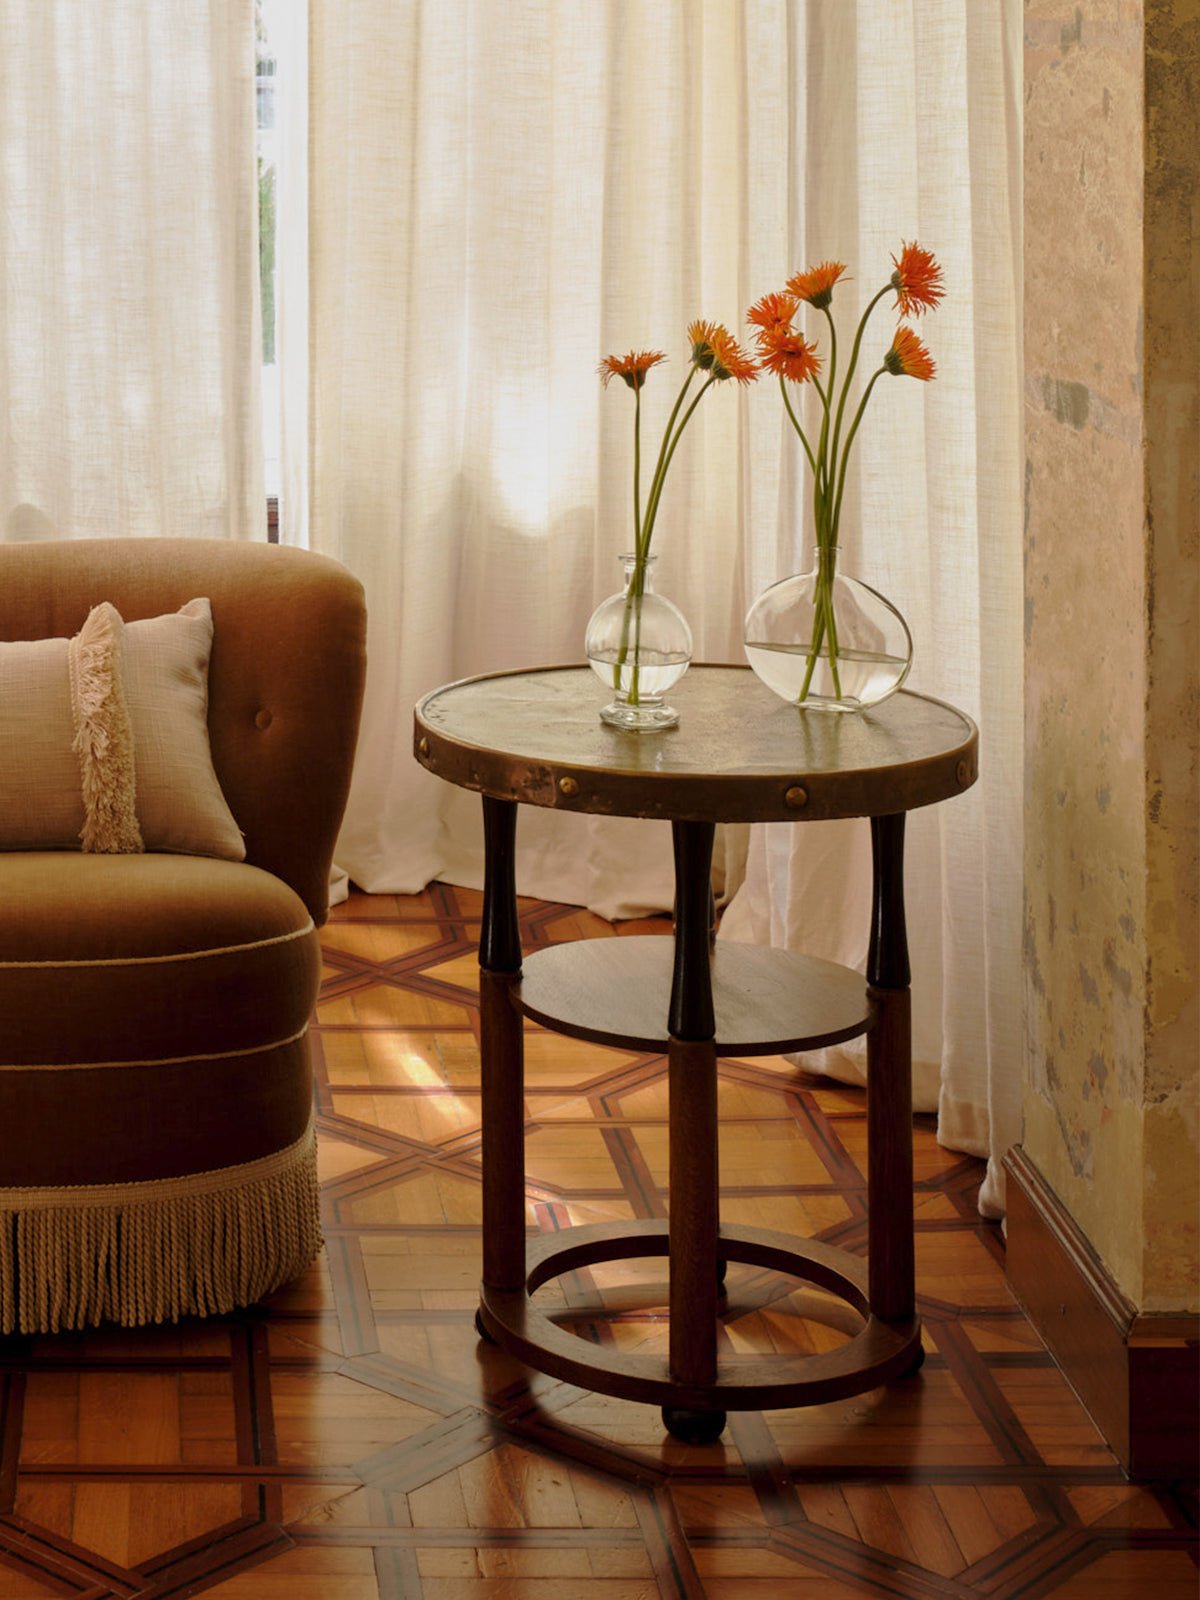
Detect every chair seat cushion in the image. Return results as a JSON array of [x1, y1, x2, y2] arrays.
[[0, 854, 321, 1186]]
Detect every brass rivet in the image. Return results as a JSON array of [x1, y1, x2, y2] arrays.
[[418, 737, 430, 757], [784, 785, 808, 809], [956, 759, 970, 785], [558, 776, 579, 797]]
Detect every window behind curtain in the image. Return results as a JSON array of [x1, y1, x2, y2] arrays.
[[257, 0, 279, 535]]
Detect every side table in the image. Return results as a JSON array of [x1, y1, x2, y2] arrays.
[[415, 664, 978, 1442]]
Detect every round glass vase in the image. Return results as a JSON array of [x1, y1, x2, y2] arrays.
[[743, 546, 912, 713], [585, 554, 693, 730]]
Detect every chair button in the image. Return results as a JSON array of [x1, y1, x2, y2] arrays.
[[255, 709, 273, 730]]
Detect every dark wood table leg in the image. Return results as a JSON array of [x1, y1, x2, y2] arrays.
[[476, 796, 525, 1338], [663, 819, 725, 1443], [866, 812, 922, 1371]]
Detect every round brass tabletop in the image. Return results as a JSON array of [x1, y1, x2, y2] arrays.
[[414, 663, 978, 824]]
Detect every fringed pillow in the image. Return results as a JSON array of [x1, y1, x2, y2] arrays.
[[67, 601, 144, 852]]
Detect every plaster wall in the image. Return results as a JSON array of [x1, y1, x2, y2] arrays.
[[1141, 0, 1199, 1311], [1023, 0, 1198, 1313]]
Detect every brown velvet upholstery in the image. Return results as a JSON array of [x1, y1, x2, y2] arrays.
[[0, 539, 367, 1333], [0, 538, 367, 924]]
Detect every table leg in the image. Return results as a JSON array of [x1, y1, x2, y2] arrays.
[[479, 796, 525, 1301], [664, 819, 725, 1443], [866, 813, 919, 1357]]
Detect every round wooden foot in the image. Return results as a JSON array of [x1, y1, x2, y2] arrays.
[[662, 1406, 726, 1444], [901, 1343, 925, 1377], [474, 1308, 497, 1344]]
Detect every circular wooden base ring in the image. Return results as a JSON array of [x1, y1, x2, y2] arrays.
[[477, 1219, 921, 1412]]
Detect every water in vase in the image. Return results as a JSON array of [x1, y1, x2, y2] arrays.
[[587, 647, 691, 699], [744, 640, 909, 709]]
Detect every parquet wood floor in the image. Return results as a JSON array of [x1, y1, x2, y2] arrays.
[[1, 884, 1195, 1598]]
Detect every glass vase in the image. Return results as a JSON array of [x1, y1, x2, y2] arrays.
[[743, 545, 912, 713], [585, 555, 693, 730]]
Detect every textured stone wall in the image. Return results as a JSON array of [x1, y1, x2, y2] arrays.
[[1023, 0, 1198, 1313]]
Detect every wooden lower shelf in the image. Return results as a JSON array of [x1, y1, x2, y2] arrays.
[[514, 936, 871, 1055]]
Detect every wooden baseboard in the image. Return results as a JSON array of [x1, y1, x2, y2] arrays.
[[1004, 1145, 1199, 1478]]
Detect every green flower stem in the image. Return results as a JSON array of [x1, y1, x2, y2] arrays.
[[821, 551, 842, 698], [809, 289, 887, 706], [810, 372, 831, 525], [798, 539, 846, 706], [803, 359, 884, 709], [779, 374, 817, 476], [630, 578, 644, 703], [614, 363, 708, 704], [633, 381, 642, 553], [640, 370, 715, 555], [614, 555, 646, 698], [828, 283, 890, 500], [822, 305, 839, 413], [625, 372, 717, 701], [830, 367, 885, 540], [798, 601, 826, 702], [611, 356, 723, 707], [638, 365, 698, 565], [817, 307, 838, 514]]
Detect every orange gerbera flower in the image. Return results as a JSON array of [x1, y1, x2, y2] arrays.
[[786, 260, 847, 309], [687, 319, 721, 368], [884, 326, 936, 381], [890, 241, 944, 317], [756, 325, 821, 384], [747, 292, 798, 332], [708, 325, 759, 384], [598, 349, 668, 390]]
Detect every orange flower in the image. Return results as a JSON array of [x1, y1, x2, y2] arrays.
[[686, 321, 757, 383], [708, 326, 759, 384], [598, 349, 667, 390], [747, 292, 798, 332], [756, 324, 821, 384], [890, 241, 944, 317], [786, 260, 847, 309], [687, 319, 721, 367], [884, 326, 936, 381]]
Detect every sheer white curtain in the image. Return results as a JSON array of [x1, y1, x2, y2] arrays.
[[285, 0, 1023, 1208], [291, 0, 755, 918], [723, 1, 1024, 1215], [0, 0, 264, 544]]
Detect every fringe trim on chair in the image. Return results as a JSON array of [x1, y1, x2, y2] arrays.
[[0, 1123, 321, 1334], [67, 599, 144, 854]]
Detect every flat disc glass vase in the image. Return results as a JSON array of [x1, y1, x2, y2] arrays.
[[744, 547, 912, 713], [585, 555, 693, 730]]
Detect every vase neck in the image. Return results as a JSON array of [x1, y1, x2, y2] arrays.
[[621, 553, 656, 592]]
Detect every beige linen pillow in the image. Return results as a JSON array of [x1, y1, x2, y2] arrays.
[[0, 601, 140, 852], [120, 598, 245, 861], [0, 633, 89, 849], [0, 597, 244, 860]]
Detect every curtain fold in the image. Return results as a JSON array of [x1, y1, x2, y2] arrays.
[[0, 0, 264, 544], [291, 0, 1023, 1208]]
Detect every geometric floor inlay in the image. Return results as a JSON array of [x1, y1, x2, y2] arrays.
[[1, 882, 1195, 1597]]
